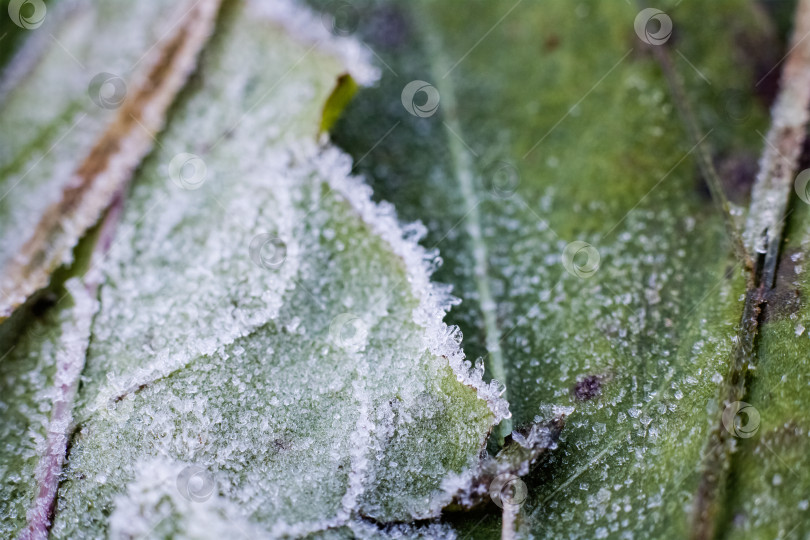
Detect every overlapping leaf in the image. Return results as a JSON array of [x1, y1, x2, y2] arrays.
[[316, 0, 810, 537], [0, 0, 505, 537], [0, 0, 220, 318]]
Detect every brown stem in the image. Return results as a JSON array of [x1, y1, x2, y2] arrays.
[[744, 0, 810, 288]]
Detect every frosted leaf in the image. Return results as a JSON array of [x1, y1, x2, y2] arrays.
[[0, 0, 503, 537], [0, 0, 220, 318], [0, 278, 97, 538], [322, 0, 785, 537]]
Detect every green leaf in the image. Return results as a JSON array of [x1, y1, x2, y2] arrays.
[[0, 0, 220, 319], [701, 2, 810, 536], [0, 277, 96, 536], [0, 0, 503, 537], [317, 0, 810, 537], [721, 208, 810, 538], [320, 74, 360, 135]]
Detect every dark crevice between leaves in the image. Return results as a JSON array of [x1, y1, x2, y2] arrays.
[[351, 514, 454, 533], [738, 2, 784, 108], [439, 415, 566, 540], [761, 246, 805, 323], [700, 153, 759, 207], [0, 203, 104, 352], [0, 5, 31, 72]]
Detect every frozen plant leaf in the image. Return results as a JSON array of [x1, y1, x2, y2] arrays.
[[719, 208, 810, 538], [696, 1, 810, 536], [0, 0, 221, 319], [316, 0, 810, 537], [0, 275, 96, 538], [0, 0, 506, 537]]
